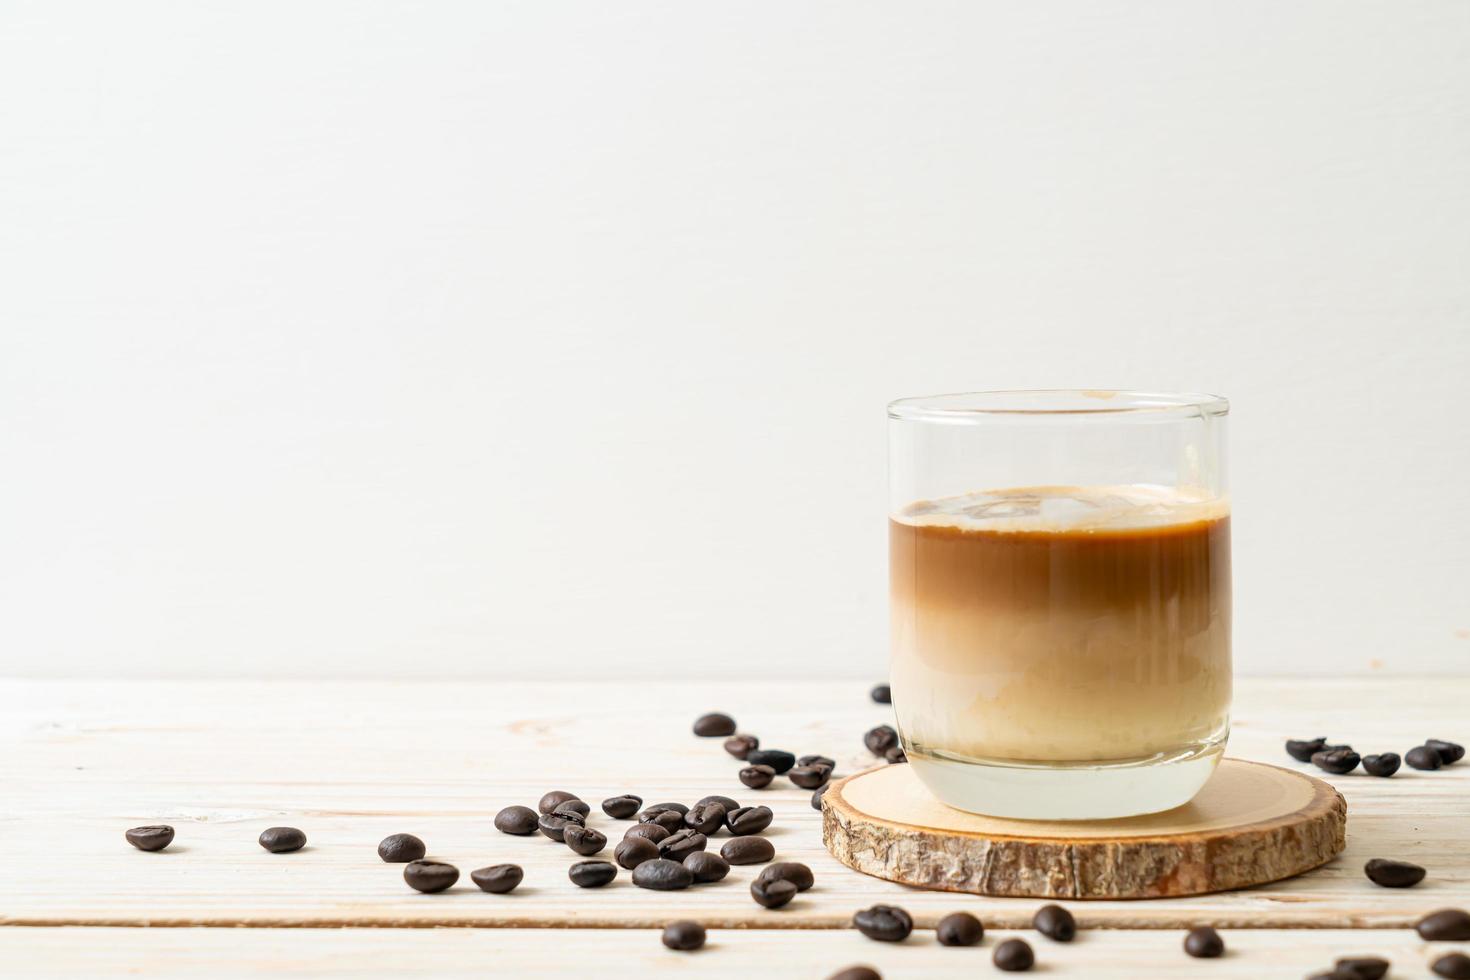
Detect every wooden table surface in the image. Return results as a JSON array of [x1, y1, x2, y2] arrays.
[[2, 677, 1467, 977]]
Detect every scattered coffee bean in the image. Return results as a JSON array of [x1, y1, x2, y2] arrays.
[[258, 826, 307, 853], [724, 734, 759, 759], [739, 764, 776, 789], [625, 822, 671, 844], [614, 836, 659, 869], [568, 859, 617, 888], [378, 833, 426, 863], [1407, 744, 1444, 770], [563, 824, 608, 856], [745, 749, 796, 774], [683, 850, 730, 883], [1183, 926, 1224, 958], [870, 683, 891, 704], [693, 712, 737, 737], [1033, 904, 1075, 941], [811, 785, 829, 811], [553, 799, 591, 820], [721, 835, 775, 865], [684, 802, 727, 834], [696, 794, 740, 813], [993, 938, 1035, 971], [826, 969, 881, 980], [1361, 753, 1401, 777], [658, 829, 708, 861], [884, 745, 907, 764], [757, 862, 814, 892], [470, 863, 523, 893], [789, 764, 833, 789], [125, 825, 174, 852], [1428, 739, 1465, 764], [538, 790, 580, 815], [538, 812, 583, 842], [1418, 908, 1470, 940], [661, 920, 706, 951], [601, 794, 643, 819], [404, 859, 459, 893], [751, 876, 797, 908], [631, 857, 694, 891], [643, 802, 690, 816], [935, 911, 983, 946], [495, 805, 539, 835], [1364, 857, 1425, 888], [1311, 749, 1361, 774], [644, 809, 686, 833], [1433, 952, 1470, 979], [1286, 737, 1328, 762], [799, 754, 836, 769], [726, 805, 774, 835], [853, 904, 913, 942], [864, 725, 898, 756], [1335, 957, 1390, 980]]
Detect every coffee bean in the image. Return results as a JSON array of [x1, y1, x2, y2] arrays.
[[693, 712, 737, 737], [683, 850, 730, 883], [642, 809, 686, 833], [1335, 957, 1390, 980], [789, 764, 833, 789], [495, 805, 539, 835], [751, 876, 797, 908], [756, 862, 814, 892], [1419, 908, 1470, 940], [563, 824, 608, 856], [259, 826, 307, 853], [696, 794, 740, 813], [1408, 744, 1444, 770], [1311, 749, 1361, 774], [1183, 926, 1224, 958], [470, 863, 523, 893], [745, 749, 796, 774], [538, 812, 582, 842], [826, 969, 881, 980], [625, 822, 671, 844], [643, 802, 690, 816], [1364, 857, 1425, 888], [404, 859, 459, 893], [1286, 737, 1328, 762], [125, 825, 174, 852], [739, 764, 776, 789], [661, 920, 706, 951], [799, 753, 836, 768], [538, 790, 580, 815], [658, 829, 708, 861], [993, 938, 1035, 972], [378, 833, 426, 863], [721, 835, 775, 865], [724, 734, 759, 759], [811, 785, 829, 810], [568, 859, 617, 888], [864, 725, 898, 756], [684, 802, 726, 835], [614, 836, 659, 869], [553, 800, 591, 820], [1433, 953, 1470, 979], [1428, 739, 1465, 764], [853, 904, 913, 942], [935, 911, 983, 946], [1361, 753, 1401, 777], [870, 683, 891, 704], [884, 745, 907, 764], [726, 805, 773, 835], [631, 857, 693, 891], [601, 794, 643, 819], [1033, 904, 1075, 941]]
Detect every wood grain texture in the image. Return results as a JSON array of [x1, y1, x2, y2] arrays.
[[823, 760, 1347, 898]]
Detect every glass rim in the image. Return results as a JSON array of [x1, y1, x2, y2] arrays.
[[888, 389, 1229, 422]]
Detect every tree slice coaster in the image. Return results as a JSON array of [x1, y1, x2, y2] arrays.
[[822, 758, 1346, 899]]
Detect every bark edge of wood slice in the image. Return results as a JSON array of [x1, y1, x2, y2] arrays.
[[821, 758, 1346, 899]]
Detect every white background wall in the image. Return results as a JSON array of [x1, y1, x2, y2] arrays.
[[2, 1, 1467, 679]]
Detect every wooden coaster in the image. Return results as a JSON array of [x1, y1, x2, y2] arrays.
[[821, 758, 1346, 899]]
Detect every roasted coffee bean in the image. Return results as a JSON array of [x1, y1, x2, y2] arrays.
[[756, 862, 814, 892], [1418, 908, 1470, 940], [1311, 749, 1361, 774], [684, 802, 727, 835], [404, 859, 459, 893], [853, 904, 913, 942], [643, 802, 690, 816], [538, 812, 582, 842], [811, 785, 829, 811], [661, 920, 706, 951], [563, 824, 608, 856], [1364, 857, 1425, 888], [1286, 737, 1328, 762], [935, 911, 983, 946], [826, 969, 881, 980], [553, 799, 591, 820], [625, 822, 671, 844], [259, 826, 307, 853], [693, 712, 737, 737], [568, 859, 617, 888], [1408, 744, 1444, 770], [993, 938, 1035, 972], [739, 764, 776, 789], [601, 794, 643, 819], [696, 794, 740, 813], [631, 857, 694, 891], [683, 850, 730, 883], [724, 734, 759, 759], [721, 835, 775, 865], [125, 825, 174, 852], [726, 805, 774, 835], [1428, 739, 1465, 764], [658, 829, 708, 861], [495, 805, 540, 835], [642, 809, 686, 834], [1433, 953, 1470, 979], [1183, 926, 1224, 958], [538, 790, 580, 815], [870, 683, 891, 704], [1335, 957, 1390, 980], [799, 754, 836, 769], [1033, 904, 1075, 941], [470, 863, 523, 894], [614, 836, 659, 869], [751, 876, 797, 908], [1361, 753, 1401, 777], [745, 749, 796, 774], [884, 745, 907, 764], [864, 725, 898, 756], [789, 764, 833, 789], [378, 833, 426, 863]]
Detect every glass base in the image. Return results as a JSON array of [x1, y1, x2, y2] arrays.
[[907, 741, 1226, 820]]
